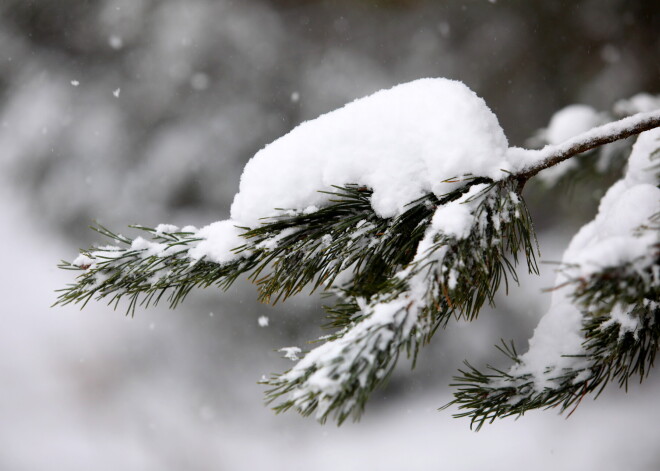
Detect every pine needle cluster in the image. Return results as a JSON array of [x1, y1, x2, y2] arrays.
[[445, 196, 659, 430], [56, 177, 538, 423], [263, 179, 538, 423], [446, 253, 660, 430]]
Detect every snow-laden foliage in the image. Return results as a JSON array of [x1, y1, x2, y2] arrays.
[[449, 129, 659, 429], [57, 79, 660, 426]]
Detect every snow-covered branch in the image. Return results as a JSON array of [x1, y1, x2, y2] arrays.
[[509, 109, 660, 183], [449, 127, 659, 428], [57, 78, 660, 427]]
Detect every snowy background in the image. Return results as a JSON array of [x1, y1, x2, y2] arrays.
[[1, 1, 659, 469]]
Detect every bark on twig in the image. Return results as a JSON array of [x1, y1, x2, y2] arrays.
[[516, 110, 660, 184]]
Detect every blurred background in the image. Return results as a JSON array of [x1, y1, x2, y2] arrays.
[[0, 0, 658, 469]]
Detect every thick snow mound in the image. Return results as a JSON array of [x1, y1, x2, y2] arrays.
[[230, 78, 509, 225]]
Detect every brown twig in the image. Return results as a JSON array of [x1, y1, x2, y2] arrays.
[[515, 110, 660, 186]]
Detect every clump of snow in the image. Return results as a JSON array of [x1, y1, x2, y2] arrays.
[[258, 316, 269, 327], [565, 128, 659, 277], [279, 347, 302, 361], [511, 300, 587, 390], [154, 224, 179, 235], [187, 220, 246, 265], [70, 80, 80, 87], [113, 88, 121, 98], [131, 236, 167, 256], [430, 183, 488, 239], [624, 127, 660, 187], [255, 227, 298, 251], [569, 184, 659, 278], [72, 253, 96, 269], [601, 304, 641, 340], [511, 128, 660, 390], [73, 245, 122, 270], [231, 78, 509, 226], [431, 201, 473, 239]]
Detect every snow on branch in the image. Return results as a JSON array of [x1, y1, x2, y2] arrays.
[[448, 128, 660, 429], [56, 78, 660, 426], [508, 109, 660, 182]]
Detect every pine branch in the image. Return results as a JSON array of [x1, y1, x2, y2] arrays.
[[56, 106, 660, 427], [263, 180, 538, 423], [446, 302, 659, 431], [55, 225, 259, 314], [55, 179, 498, 315], [514, 110, 660, 183], [54, 185, 440, 314], [56, 179, 537, 424], [445, 237, 660, 430]]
